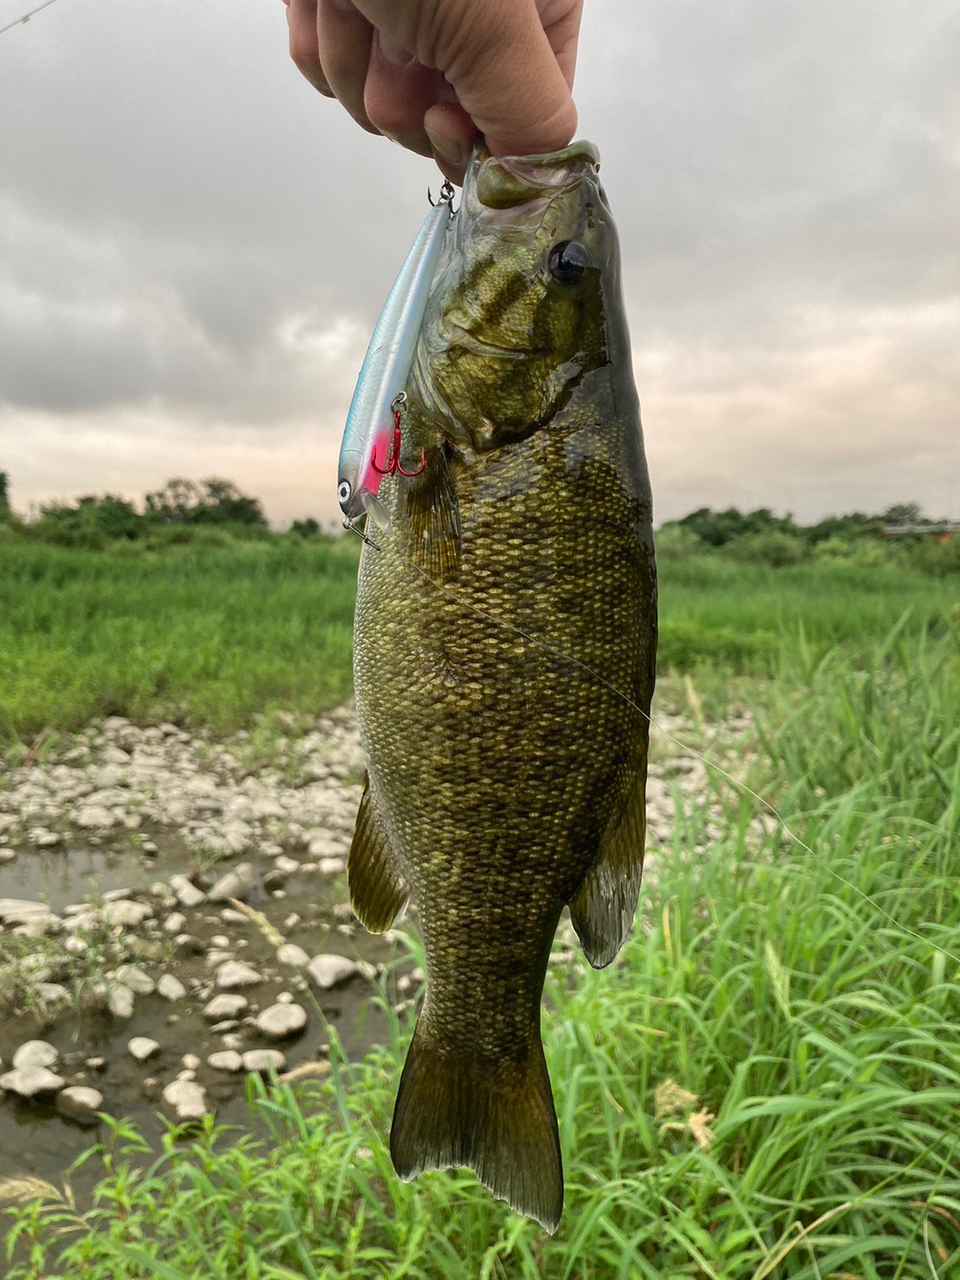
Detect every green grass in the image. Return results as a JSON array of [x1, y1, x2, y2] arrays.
[[0, 537, 359, 741], [658, 554, 958, 675], [2, 537, 957, 744], [4, 610, 959, 1277]]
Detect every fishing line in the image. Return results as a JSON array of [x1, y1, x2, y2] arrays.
[[377, 543, 960, 970], [0, 0, 63, 39]]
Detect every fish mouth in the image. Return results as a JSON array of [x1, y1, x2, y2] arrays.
[[443, 320, 540, 359], [471, 140, 601, 211]]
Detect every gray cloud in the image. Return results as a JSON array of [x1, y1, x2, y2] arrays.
[[1, 0, 957, 525]]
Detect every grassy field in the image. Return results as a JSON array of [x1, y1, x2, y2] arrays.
[[1, 534, 956, 743], [2, 538, 960, 1277]]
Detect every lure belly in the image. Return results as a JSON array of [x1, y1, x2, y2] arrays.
[[338, 183, 455, 530]]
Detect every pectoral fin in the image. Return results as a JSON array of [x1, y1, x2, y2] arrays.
[[347, 774, 408, 933], [398, 445, 461, 581], [569, 771, 647, 969]]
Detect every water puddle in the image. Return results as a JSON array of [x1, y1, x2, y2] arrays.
[[0, 832, 411, 1210]]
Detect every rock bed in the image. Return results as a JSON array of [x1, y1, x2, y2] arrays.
[[0, 706, 395, 1124], [0, 700, 762, 1131]]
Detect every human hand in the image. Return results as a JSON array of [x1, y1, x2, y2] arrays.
[[283, 0, 584, 184]]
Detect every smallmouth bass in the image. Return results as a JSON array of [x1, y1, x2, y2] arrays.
[[348, 140, 657, 1232]]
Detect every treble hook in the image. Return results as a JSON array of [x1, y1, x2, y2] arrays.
[[370, 393, 427, 479], [342, 518, 381, 551], [427, 179, 456, 210]]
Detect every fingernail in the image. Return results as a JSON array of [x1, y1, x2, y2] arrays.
[[426, 127, 467, 172], [377, 32, 414, 68], [383, 130, 434, 159]]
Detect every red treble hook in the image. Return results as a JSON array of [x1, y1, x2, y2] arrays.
[[371, 405, 427, 478]]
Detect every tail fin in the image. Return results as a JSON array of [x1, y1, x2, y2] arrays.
[[390, 1018, 563, 1233]]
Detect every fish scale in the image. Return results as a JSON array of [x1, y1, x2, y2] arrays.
[[348, 140, 657, 1232]]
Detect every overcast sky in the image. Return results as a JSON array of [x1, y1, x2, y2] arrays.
[[1, 0, 957, 527]]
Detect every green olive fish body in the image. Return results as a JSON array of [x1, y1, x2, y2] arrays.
[[349, 141, 657, 1232]]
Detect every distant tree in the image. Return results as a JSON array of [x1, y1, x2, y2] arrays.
[[144, 477, 267, 527], [0, 470, 9, 521], [882, 502, 925, 527], [676, 507, 795, 547], [144, 477, 201, 523], [34, 494, 144, 547], [196, 478, 267, 527], [291, 517, 321, 538]]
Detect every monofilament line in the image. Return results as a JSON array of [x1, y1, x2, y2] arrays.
[[0, 0, 63, 39], [393, 549, 960, 971]]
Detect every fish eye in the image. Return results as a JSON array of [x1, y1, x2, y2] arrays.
[[548, 240, 591, 285], [338, 480, 352, 507]]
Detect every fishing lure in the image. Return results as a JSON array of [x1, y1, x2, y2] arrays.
[[338, 181, 456, 538]]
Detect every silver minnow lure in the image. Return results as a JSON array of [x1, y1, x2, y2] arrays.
[[338, 181, 455, 531]]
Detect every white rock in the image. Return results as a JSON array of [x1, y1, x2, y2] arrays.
[[114, 965, 155, 994], [165, 800, 190, 825], [162, 1078, 208, 1121], [203, 993, 249, 1020], [108, 984, 135, 1019], [216, 961, 263, 989], [0, 847, 15, 863], [12, 1040, 59, 1070], [226, 796, 255, 822], [219, 908, 249, 926], [1, 1065, 65, 1097], [128, 1037, 160, 1062], [241, 1049, 286, 1074], [61, 907, 99, 933], [102, 746, 131, 764], [101, 899, 153, 928], [256, 1002, 307, 1040], [169, 874, 205, 908], [0, 898, 55, 925], [75, 804, 116, 829], [252, 797, 287, 821], [31, 830, 61, 848], [163, 912, 187, 935], [14, 912, 60, 938], [306, 953, 358, 990], [273, 856, 300, 876], [182, 1054, 201, 1071], [307, 834, 343, 858], [221, 821, 253, 856], [207, 1050, 244, 1072], [157, 974, 187, 1001], [56, 1085, 104, 1125], [102, 887, 134, 903], [318, 857, 346, 876], [276, 943, 310, 969], [208, 862, 255, 902], [36, 982, 70, 1006]]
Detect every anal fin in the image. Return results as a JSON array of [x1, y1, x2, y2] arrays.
[[569, 770, 647, 969], [347, 774, 408, 933]]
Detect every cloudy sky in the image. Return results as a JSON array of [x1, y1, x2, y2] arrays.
[[1, 0, 957, 527]]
